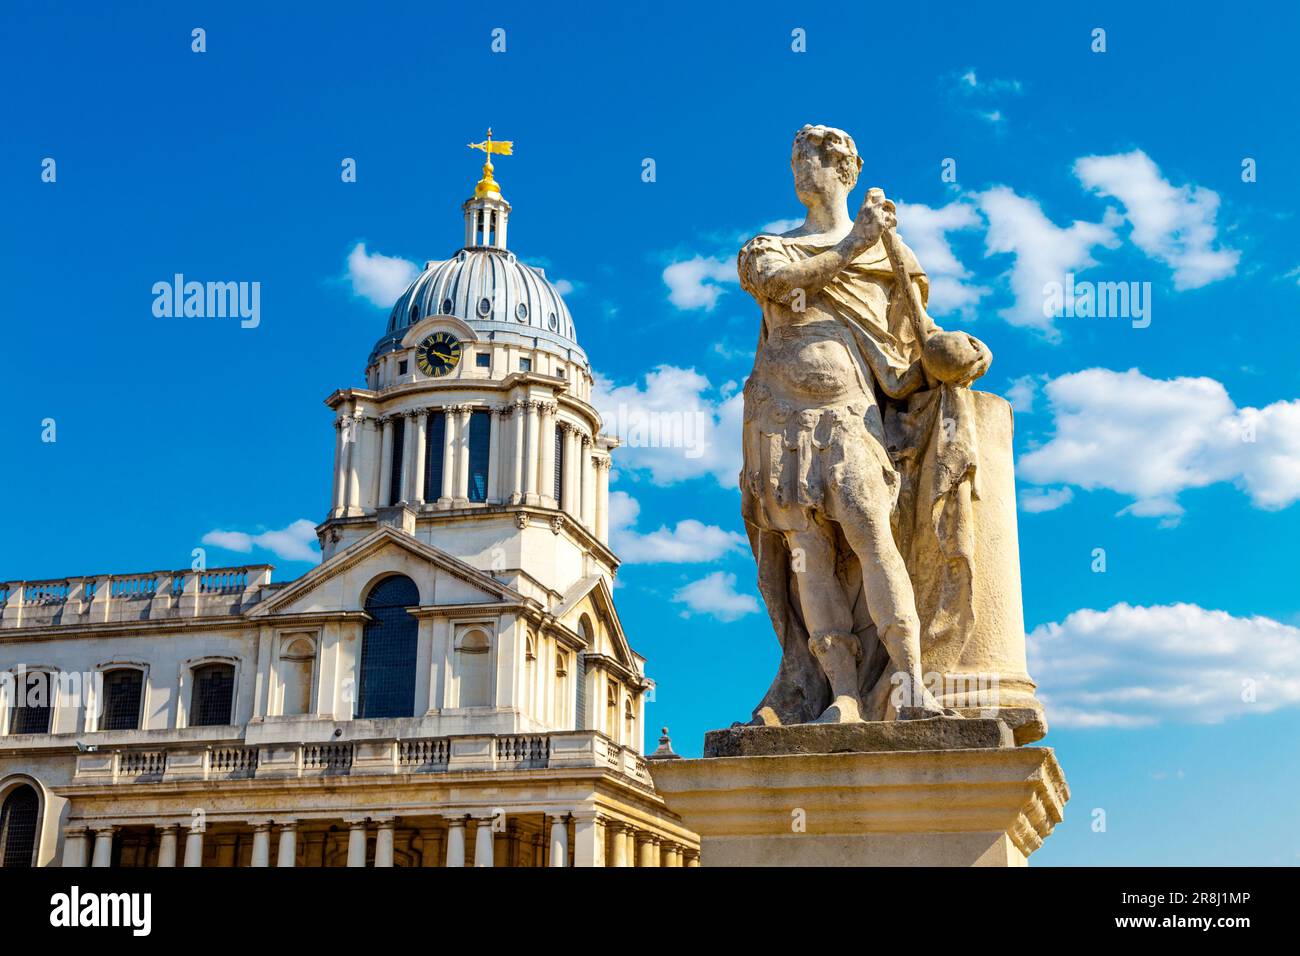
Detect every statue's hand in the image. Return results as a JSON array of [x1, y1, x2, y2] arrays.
[[846, 188, 897, 253]]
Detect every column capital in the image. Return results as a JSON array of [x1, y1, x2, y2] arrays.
[[547, 812, 571, 824], [274, 820, 298, 833], [248, 821, 273, 833], [62, 825, 90, 839]]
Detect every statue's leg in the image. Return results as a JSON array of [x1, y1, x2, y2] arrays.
[[785, 526, 863, 724], [828, 470, 946, 716]]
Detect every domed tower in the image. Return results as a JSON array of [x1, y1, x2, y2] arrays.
[[319, 142, 618, 597]]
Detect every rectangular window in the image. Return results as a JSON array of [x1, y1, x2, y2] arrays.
[[424, 411, 446, 501], [519, 357, 532, 372], [190, 664, 235, 727], [9, 672, 52, 735], [100, 669, 144, 731], [475, 352, 491, 368], [388, 416, 406, 505], [553, 427, 564, 502], [467, 410, 491, 503]]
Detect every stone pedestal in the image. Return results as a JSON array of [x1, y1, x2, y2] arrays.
[[650, 720, 1068, 867]]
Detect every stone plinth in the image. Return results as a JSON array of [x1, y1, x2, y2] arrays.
[[651, 725, 1068, 867]]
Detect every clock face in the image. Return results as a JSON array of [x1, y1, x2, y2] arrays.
[[416, 331, 462, 377]]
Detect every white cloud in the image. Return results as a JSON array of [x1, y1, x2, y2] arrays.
[[895, 200, 989, 316], [1074, 150, 1240, 290], [594, 365, 744, 487], [346, 243, 418, 308], [973, 186, 1121, 335], [761, 217, 803, 235], [1028, 603, 1300, 728], [552, 278, 583, 297], [662, 255, 737, 311], [202, 519, 321, 564], [1018, 368, 1300, 518], [1003, 373, 1044, 413], [672, 571, 760, 623], [1018, 486, 1073, 513], [608, 491, 746, 563]]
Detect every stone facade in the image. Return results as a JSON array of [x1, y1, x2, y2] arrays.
[[0, 169, 697, 869]]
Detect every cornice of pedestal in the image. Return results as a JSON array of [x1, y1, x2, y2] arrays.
[[649, 745, 1070, 863]]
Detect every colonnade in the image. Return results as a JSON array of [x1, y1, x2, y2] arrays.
[[331, 401, 611, 544], [59, 811, 697, 868]]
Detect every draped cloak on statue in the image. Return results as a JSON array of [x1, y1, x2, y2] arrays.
[[736, 233, 982, 725]]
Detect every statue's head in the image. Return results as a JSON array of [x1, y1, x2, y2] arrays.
[[791, 125, 863, 205]]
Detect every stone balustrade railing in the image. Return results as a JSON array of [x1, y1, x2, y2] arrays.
[[68, 730, 653, 788], [0, 565, 275, 629]]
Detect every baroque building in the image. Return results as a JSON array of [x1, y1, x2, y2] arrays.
[[0, 151, 698, 868]]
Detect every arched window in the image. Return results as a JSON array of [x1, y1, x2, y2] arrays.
[[8, 669, 53, 735], [467, 410, 491, 503], [0, 785, 38, 868], [278, 637, 315, 717], [624, 697, 635, 744], [424, 410, 447, 501], [524, 631, 537, 715], [455, 628, 492, 707], [357, 575, 420, 719], [190, 663, 235, 726], [99, 668, 144, 731]]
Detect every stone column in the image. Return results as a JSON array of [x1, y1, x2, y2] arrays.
[[580, 434, 595, 528], [61, 826, 89, 868], [565, 429, 582, 515], [155, 825, 179, 867], [183, 825, 204, 867], [377, 417, 394, 507], [374, 819, 395, 867], [439, 407, 457, 507], [346, 819, 368, 867], [523, 402, 540, 503], [610, 824, 630, 867], [487, 407, 503, 503], [685, 850, 700, 867], [573, 812, 604, 867], [410, 411, 428, 508], [511, 402, 526, 503], [445, 816, 467, 867], [344, 412, 362, 514], [275, 822, 297, 868], [249, 823, 272, 867], [637, 833, 660, 867], [331, 418, 346, 516], [539, 403, 557, 507], [595, 455, 611, 543], [548, 814, 569, 867], [473, 816, 495, 868], [456, 405, 474, 505], [625, 828, 639, 867], [89, 826, 115, 867], [397, 413, 416, 505]]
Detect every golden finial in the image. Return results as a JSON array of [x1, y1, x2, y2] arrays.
[[467, 127, 514, 199]]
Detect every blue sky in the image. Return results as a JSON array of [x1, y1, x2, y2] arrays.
[[4, 1, 1300, 864]]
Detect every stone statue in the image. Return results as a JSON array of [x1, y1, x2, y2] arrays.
[[738, 124, 1012, 728]]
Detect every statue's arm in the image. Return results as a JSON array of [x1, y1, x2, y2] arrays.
[[745, 237, 868, 304]]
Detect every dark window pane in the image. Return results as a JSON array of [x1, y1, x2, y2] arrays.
[[0, 785, 38, 868], [358, 575, 420, 719], [424, 411, 446, 501], [10, 671, 52, 735], [554, 428, 564, 502], [190, 664, 234, 727], [468, 410, 491, 503], [100, 669, 144, 731], [388, 416, 406, 505], [573, 651, 587, 730]]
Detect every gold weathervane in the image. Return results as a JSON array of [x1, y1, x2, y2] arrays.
[[467, 128, 514, 198]]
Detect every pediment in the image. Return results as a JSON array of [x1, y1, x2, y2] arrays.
[[551, 574, 637, 670], [248, 526, 519, 618]]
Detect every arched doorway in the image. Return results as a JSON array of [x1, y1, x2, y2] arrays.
[[357, 575, 420, 719], [0, 785, 39, 868]]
